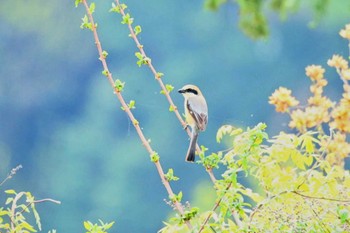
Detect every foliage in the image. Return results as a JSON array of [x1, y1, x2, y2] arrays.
[[0, 166, 60, 233], [159, 24, 350, 232], [83, 220, 115, 233], [204, 0, 350, 39]]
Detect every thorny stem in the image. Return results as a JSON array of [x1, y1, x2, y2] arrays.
[[81, 0, 192, 229]]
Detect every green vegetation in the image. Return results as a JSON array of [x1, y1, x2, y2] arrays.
[[1, 0, 350, 232]]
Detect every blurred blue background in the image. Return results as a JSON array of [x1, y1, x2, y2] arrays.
[[0, 0, 349, 232]]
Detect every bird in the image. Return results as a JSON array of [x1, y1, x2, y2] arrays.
[[178, 84, 208, 162]]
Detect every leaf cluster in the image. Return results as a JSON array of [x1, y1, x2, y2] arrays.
[[0, 190, 42, 233], [204, 0, 344, 39]]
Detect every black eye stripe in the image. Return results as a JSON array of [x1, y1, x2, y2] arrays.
[[186, 88, 198, 95]]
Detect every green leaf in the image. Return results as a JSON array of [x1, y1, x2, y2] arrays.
[[156, 72, 164, 79], [102, 50, 108, 58], [4, 189, 16, 195], [89, 2, 95, 13], [134, 25, 142, 36], [102, 69, 109, 77], [338, 208, 349, 224], [114, 79, 125, 92], [104, 221, 115, 230], [291, 151, 305, 170], [122, 13, 134, 25], [83, 221, 92, 230], [110, 3, 127, 13], [169, 105, 175, 112], [200, 152, 222, 169], [128, 100, 136, 109], [165, 84, 174, 92], [75, 0, 83, 8], [135, 52, 143, 59], [19, 221, 36, 232], [80, 15, 93, 31], [204, 0, 227, 11], [0, 210, 8, 216], [151, 152, 159, 162], [182, 207, 199, 221], [5, 197, 13, 205], [134, 52, 150, 67], [177, 191, 183, 202], [165, 169, 179, 181]]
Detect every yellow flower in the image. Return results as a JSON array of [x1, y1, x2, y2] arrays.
[[289, 109, 307, 132], [321, 133, 350, 166], [309, 85, 323, 95], [330, 103, 350, 133], [341, 91, 350, 106], [305, 65, 325, 81], [269, 87, 299, 112], [327, 55, 348, 70], [289, 106, 330, 132], [344, 84, 350, 92], [308, 96, 333, 108], [339, 24, 350, 40], [341, 69, 350, 80]]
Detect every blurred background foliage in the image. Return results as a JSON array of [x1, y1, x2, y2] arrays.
[[0, 0, 349, 232]]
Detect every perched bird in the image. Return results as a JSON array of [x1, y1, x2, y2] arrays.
[[178, 84, 208, 162]]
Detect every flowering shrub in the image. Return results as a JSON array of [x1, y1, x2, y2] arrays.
[[160, 24, 350, 233]]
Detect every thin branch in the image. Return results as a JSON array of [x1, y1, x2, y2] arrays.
[[249, 188, 350, 226], [113, 2, 236, 228], [80, 0, 191, 229], [292, 191, 350, 203], [0, 165, 22, 187], [304, 199, 331, 233], [32, 198, 61, 205], [19, 198, 61, 216], [198, 182, 243, 232], [114, 0, 205, 157], [198, 183, 232, 233]]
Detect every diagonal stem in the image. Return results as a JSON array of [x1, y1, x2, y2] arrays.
[[81, 0, 192, 229]]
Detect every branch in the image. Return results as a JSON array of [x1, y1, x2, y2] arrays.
[[80, 0, 191, 229], [198, 183, 232, 233], [249, 189, 350, 225], [112, 3, 232, 226], [292, 191, 350, 203], [0, 165, 22, 186], [114, 0, 211, 161]]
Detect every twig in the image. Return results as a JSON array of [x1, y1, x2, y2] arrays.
[[249, 189, 350, 226], [33, 198, 61, 205], [198, 182, 243, 232], [0, 165, 22, 187], [80, 0, 192, 229], [198, 183, 232, 233], [9, 192, 60, 230], [113, 3, 235, 228], [292, 191, 350, 203], [114, 0, 206, 158]]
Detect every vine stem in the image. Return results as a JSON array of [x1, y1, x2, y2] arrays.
[[81, 0, 192, 229]]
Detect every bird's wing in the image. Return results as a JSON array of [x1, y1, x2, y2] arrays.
[[187, 97, 208, 131]]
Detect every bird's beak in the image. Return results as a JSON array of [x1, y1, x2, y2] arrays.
[[178, 89, 185, 93]]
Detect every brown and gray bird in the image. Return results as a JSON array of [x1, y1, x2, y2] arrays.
[[178, 84, 208, 162]]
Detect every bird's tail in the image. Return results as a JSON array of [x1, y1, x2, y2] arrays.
[[185, 130, 198, 162]]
